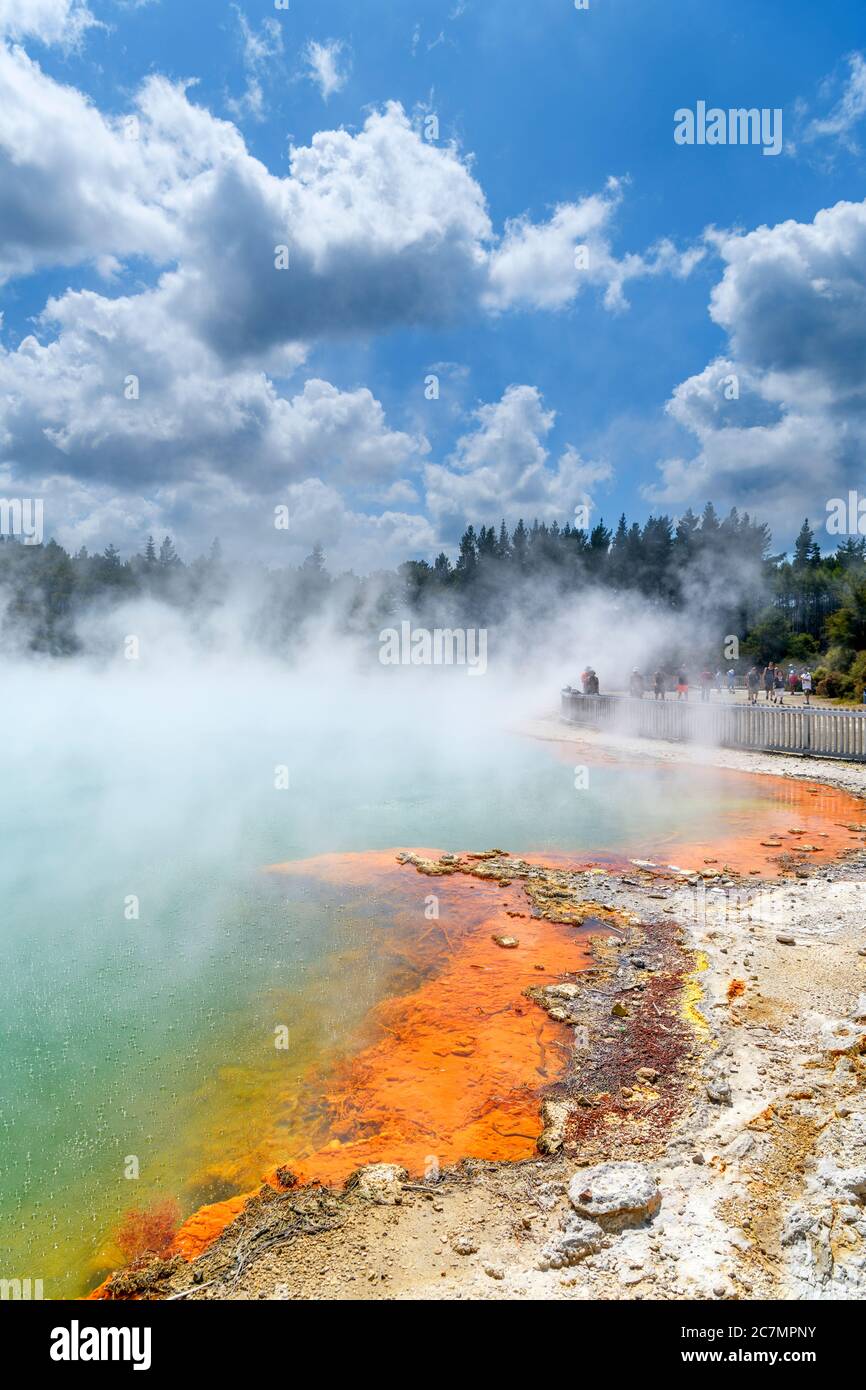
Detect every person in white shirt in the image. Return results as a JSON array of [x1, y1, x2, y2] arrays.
[[801, 669, 813, 706]]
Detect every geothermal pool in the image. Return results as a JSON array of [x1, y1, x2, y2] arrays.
[[0, 715, 860, 1296]]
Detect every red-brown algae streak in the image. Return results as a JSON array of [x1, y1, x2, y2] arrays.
[[170, 851, 597, 1261]]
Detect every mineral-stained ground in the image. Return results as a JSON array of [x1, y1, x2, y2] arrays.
[[102, 776, 866, 1302]]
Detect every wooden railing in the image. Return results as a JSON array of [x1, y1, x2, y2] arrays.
[[560, 690, 866, 762]]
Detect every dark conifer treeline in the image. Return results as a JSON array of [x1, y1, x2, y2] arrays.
[[403, 504, 773, 626], [2, 509, 866, 696]]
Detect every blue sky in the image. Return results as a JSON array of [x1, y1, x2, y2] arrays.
[[2, 0, 866, 569]]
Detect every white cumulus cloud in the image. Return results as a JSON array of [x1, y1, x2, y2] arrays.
[[425, 385, 611, 531], [647, 198, 866, 539], [0, 0, 98, 46]]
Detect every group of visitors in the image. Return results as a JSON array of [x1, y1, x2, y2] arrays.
[[624, 665, 816, 704], [572, 662, 815, 705], [627, 667, 736, 701], [745, 663, 813, 706]]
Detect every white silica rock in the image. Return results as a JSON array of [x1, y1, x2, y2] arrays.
[[568, 1162, 662, 1230]]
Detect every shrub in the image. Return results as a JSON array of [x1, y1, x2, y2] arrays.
[[115, 1198, 180, 1267], [816, 671, 854, 700], [824, 644, 854, 674], [846, 650, 866, 701], [787, 632, 820, 662]]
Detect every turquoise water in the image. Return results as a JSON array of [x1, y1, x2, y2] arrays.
[[0, 672, 779, 1296]]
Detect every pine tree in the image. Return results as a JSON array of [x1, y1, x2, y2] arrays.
[[511, 519, 528, 567], [302, 543, 326, 573], [836, 537, 866, 570], [700, 501, 721, 539], [477, 524, 497, 559], [158, 536, 180, 568], [793, 519, 819, 569], [609, 514, 629, 586], [675, 508, 700, 558], [455, 526, 478, 582], [640, 515, 674, 599]]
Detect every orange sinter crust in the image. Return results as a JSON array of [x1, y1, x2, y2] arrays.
[[171, 850, 597, 1260]]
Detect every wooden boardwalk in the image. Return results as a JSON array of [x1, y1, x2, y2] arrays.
[[560, 690, 866, 762]]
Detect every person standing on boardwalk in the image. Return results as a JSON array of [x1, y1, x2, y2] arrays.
[[775, 668, 786, 705], [653, 669, 666, 700], [801, 668, 813, 706], [699, 668, 713, 702], [763, 662, 776, 701], [746, 666, 760, 705], [676, 668, 689, 701], [727, 668, 737, 696], [629, 668, 645, 698]]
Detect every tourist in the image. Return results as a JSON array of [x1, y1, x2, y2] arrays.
[[714, 669, 723, 695], [586, 668, 600, 695], [581, 666, 591, 694], [801, 668, 813, 706], [763, 663, 776, 701], [775, 668, 786, 705], [727, 668, 737, 696], [629, 668, 645, 699], [699, 668, 713, 702], [653, 668, 666, 700], [746, 666, 760, 705], [676, 668, 689, 701], [787, 666, 798, 694]]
